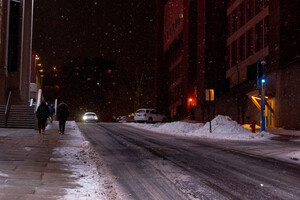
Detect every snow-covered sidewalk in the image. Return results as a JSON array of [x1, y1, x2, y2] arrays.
[[48, 121, 121, 200]]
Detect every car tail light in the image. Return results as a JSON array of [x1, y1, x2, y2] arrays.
[[144, 114, 147, 116]]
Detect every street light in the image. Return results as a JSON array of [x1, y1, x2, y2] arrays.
[[257, 59, 266, 132]]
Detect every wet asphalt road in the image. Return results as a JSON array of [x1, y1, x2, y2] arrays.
[[78, 123, 300, 200]]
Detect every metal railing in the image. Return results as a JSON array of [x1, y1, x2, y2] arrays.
[[4, 91, 11, 128]]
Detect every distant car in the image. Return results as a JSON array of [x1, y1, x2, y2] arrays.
[[116, 116, 134, 123], [82, 112, 98, 122], [134, 108, 167, 123]]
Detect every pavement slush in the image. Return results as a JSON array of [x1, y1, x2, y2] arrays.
[[0, 121, 103, 200]]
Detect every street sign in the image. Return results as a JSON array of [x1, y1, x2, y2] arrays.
[[205, 89, 214, 101]]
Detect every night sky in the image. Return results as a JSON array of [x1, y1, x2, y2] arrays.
[[33, 0, 156, 73], [33, 0, 156, 120]]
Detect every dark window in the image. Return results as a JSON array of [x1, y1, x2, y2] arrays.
[[264, 16, 269, 47], [246, 28, 253, 57], [247, 63, 257, 81], [247, 0, 253, 21], [255, 21, 263, 52], [8, 0, 21, 72], [255, 0, 263, 15], [227, 45, 231, 69], [232, 41, 237, 66], [232, 11, 236, 33], [239, 35, 245, 61], [240, 3, 244, 26]]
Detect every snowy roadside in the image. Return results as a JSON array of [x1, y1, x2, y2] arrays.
[[50, 121, 122, 200], [127, 115, 272, 140], [126, 115, 300, 164]]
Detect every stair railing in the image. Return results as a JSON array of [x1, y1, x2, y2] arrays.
[[36, 89, 42, 111], [4, 91, 12, 128]]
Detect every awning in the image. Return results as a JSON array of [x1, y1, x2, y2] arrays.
[[246, 90, 274, 113]]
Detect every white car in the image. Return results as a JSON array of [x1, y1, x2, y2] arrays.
[[82, 112, 98, 122], [134, 108, 167, 123]]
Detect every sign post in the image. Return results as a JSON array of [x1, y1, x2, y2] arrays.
[[205, 89, 214, 133]]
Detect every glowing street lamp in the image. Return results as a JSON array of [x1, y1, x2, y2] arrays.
[[189, 98, 193, 108], [257, 59, 267, 132]]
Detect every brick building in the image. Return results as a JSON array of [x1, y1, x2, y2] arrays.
[[155, 0, 226, 120], [155, 0, 300, 129], [0, 0, 34, 105], [219, 0, 300, 129]]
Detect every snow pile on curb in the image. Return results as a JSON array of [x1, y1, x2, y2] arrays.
[[127, 115, 272, 140], [130, 121, 203, 135], [195, 115, 271, 140]]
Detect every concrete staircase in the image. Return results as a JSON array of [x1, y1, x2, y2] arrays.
[[0, 105, 35, 129], [0, 105, 5, 128]]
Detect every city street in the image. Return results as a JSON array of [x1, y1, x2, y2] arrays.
[[78, 123, 300, 200]]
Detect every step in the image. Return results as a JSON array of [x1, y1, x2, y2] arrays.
[[0, 105, 35, 129], [6, 124, 34, 129]]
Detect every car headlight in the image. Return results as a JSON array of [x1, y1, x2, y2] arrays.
[[83, 116, 87, 120], [95, 116, 98, 120]]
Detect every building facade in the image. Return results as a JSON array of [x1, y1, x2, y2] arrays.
[[0, 0, 34, 105], [220, 0, 300, 129], [155, 0, 226, 120], [155, 0, 300, 129]]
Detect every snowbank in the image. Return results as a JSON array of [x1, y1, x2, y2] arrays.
[[128, 115, 272, 140]]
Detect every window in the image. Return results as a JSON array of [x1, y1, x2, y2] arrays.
[[246, 28, 253, 57], [232, 40, 237, 66], [264, 16, 269, 47], [247, 0, 253, 21], [239, 35, 245, 61], [255, 0, 263, 15], [227, 46, 231, 69], [232, 10, 236, 33], [240, 3, 244, 27], [255, 21, 263, 52], [179, 62, 182, 76]]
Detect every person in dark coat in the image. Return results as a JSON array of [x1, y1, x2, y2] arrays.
[[49, 104, 55, 123], [36, 100, 50, 134], [57, 101, 69, 134]]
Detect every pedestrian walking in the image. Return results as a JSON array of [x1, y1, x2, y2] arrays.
[[49, 104, 55, 123], [36, 100, 50, 134], [57, 101, 69, 134]]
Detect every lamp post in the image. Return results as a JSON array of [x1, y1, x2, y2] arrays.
[[261, 77, 266, 132], [257, 59, 266, 132]]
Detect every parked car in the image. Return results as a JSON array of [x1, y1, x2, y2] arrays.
[[116, 116, 134, 123], [82, 112, 98, 122], [134, 108, 167, 123]]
